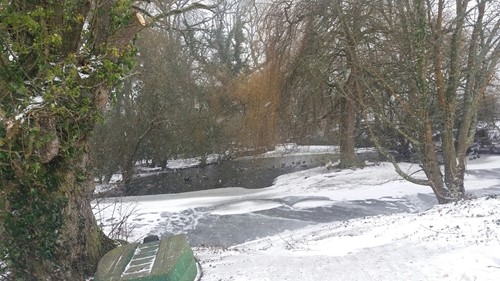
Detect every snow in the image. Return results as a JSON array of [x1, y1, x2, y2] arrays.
[[14, 95, 44, 121], [121, 243, 159, 278], [195, 196, 500, 280], [291, 199, 333, 209], [211, 200, 284, 216], [258, 143, 377, 157], [93, 149, 500, 280]]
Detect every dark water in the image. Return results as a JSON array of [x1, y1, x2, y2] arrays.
[[125, 154, 331, 196], [125, 151, 379, 196]]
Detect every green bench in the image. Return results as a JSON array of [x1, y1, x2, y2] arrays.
[[95, 234, 198, 281]]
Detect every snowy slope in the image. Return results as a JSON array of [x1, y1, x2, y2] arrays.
[[197, 196, 500, 281]]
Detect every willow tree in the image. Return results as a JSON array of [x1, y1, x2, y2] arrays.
[[264, 0, 376, 167], [0, 0, 146, 279], [363, 0, 500, 203]]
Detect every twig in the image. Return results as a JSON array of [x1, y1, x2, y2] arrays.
[[420, 224, 458, 235], [487, 265, 500, 269], [276, 231, 295, 250]]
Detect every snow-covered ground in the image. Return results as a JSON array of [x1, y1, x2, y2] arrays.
[[93, 148, 500, 280], [198, 196, 500, 281]]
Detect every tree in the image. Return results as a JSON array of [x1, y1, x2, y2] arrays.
[[1, 0, 220, 278], [91, 5, 237, 187], [91, 28, 190, 187], [0, 1, 146, 278], [176, 0, 274, 153], [263, 0, 335, 146], [263, 0, 376, 167], [362, 0, 500, 203]]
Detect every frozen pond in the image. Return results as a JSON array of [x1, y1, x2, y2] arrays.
[[95, 155, 500, 248], [125, 151, 379, 196], [117, 187, 500, 247], [151, 195, 435, 247]]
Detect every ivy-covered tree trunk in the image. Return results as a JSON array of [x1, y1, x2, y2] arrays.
[[0, 0, 144, 279], [2, 140, 116, 279], [56, 142, 117, 277]]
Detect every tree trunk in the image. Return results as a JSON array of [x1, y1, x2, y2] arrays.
[[2, 143, 115, 280], [1, 0, 149, 279], [338, 62, 361, 168], [335, 2, 362, 169], [421, 119, 450, 204], [339, 95, 357, 168], [56, 143, 116, 278]]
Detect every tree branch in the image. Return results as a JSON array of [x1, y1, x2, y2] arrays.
[[143, 2, 219, 26]]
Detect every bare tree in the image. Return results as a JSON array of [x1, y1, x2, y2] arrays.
[[263, 0, 379, 167], [91, 2, 242, 187], [362, 0, 500, 203]]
